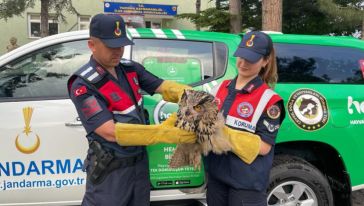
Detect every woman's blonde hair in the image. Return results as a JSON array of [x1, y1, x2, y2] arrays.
[[260, 47, 278, 88]]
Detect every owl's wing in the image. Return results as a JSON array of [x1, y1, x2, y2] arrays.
[[169, 143, 203, 171], [209, 112, 232, 154], [169, 144, 191, 168]]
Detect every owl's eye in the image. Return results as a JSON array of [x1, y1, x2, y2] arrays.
[[193, 105, 202, 112]]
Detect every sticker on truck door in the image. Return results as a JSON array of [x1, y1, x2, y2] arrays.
[[287, 89, 329, 131], [15, 107, 40, 154]]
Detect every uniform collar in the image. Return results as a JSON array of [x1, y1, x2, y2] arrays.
[[89, 56, 114, 76], [227, 76, 263, 93], [89, 56, 100, 70], [90, 55, 99, 67]]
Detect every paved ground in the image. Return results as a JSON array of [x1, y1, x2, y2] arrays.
[[353, 190, 364, 206]]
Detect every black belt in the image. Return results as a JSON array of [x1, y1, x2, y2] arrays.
[[112, 152, 144, 168], [88, 141, 145, 185]]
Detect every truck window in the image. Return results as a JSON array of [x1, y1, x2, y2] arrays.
[[132, 39, 227, 84], [0, 40, 90, 99], [142, 56, 202, 84], [275, 43, 364, 84]]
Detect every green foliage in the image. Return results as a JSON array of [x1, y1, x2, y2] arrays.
[[187, 0, 363, 36], [0, 0, 34, 20], [283, 0, 362, 35], [0, 0, 78, 23], [50, 0, 79, 23], [318, 0, 364, 27], [283, 0, 334, 34], [177, 8, 230, 32], [178, 0, 261, 33], [241, 0, 261, 31], [213, 0, 229, 9]]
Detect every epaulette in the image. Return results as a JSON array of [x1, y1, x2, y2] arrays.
[[120, 58, 134, 67], [74, 64, 106, 84]]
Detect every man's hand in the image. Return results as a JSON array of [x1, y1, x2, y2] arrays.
[[157, 80, 192, 103], [115, 113, 196, 146]]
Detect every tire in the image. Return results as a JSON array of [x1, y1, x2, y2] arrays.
[[267, 155, 334, 206]]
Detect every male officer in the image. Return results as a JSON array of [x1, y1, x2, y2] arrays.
[[68, 13, 195, 206]]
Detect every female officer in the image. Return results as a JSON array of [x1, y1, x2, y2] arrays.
[[206, 31, 285, 206]]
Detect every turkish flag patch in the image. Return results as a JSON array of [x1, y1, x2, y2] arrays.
[[74, 86, 87, 97], [81, 96, 102, 119]]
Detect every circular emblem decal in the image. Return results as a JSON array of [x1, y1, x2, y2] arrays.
[[237, 102, 254, 118], [153, 100, 178, 124], [287, 89, 329, 131], [167, 66, 177, 76], [267, 104, 281, 119]]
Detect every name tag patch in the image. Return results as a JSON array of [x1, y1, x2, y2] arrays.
[[263, 119, 280, 132], [234, 119, 256, 131], [226, 115, 256, 132]]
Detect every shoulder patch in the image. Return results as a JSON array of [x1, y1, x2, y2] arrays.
[[120, 58, 134, 67], [77, 65, 105, 84], [81, 96, 103, 120], [73, 86, 87, 97], [263, 119, 280, 133], [267, 104, 281, 120]]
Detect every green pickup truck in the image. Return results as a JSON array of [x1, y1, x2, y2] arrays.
[[0, 28, 363, 206]]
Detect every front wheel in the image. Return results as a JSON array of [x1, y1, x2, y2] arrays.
[[267, 155, 334, 206]]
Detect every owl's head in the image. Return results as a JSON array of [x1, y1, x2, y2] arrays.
[[175, 89, 218, 132]]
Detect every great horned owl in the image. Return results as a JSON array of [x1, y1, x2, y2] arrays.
[[169, 90, 231, 169]]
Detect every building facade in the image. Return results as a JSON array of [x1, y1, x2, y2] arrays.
[[0, 0, 215, 55]]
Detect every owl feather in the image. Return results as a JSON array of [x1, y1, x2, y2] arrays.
[[169, 90, 231, 170]]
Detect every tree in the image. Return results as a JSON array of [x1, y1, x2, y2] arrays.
[[40, 0, 49, 37], [318, 0, 364, 39], [283, 0, 338, 35], [179, 0, 363, 36], [262, 0, 282, 32], [215, 0, 224, 9], [241, 0, 262, 31], [177, 8, 230, 32], [0, 0, 79, 37], [229, 0, 242, 33], [196, 0, 201, 30], [178, 0, 259, 33], [283, 0, 328, 34]]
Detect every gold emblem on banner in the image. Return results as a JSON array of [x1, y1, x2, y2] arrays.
[[15, 107, 40, 154]]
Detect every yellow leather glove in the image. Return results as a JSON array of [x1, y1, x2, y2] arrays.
[[159, 80, 192, 103], [115, 113, 196, 146], [223, 126, 261, 164]]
